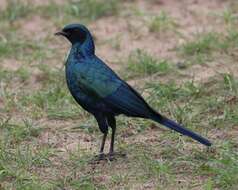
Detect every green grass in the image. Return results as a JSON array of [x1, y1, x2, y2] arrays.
[[0, 143, 55, 190], [16, 68, 84, 119], [220, 8, 238, 25], [149, 11, 177, 33], [179, 29, 238, 64], [0, 118, 41, 144], [181, 33, 219, 56], [121, 49, 171, 79], [146, 74, 238, 129], [198, 142, 238, 189], [0, 0, 34, 22], [67, 0, 120, 21], [179, 32, 219, 65], [0, 0, 119, 22], [32, 0, 120, 26], [0, 32, 53, 60], [0, 117, 55, 189]]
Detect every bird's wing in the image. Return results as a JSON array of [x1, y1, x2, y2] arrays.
[[74, 57, 153, 117], [74, 57, 122, 98], [103, 82, 153, 117]]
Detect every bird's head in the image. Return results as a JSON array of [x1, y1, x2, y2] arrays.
[[55, 23, 91, 45]]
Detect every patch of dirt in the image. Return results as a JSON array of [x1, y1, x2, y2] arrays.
[[92, 16, 178, 64], [1, 59, 22, 71], [179, 58, 238, 83], [0, 0, 6, 10], [37, 119, 99, 154], [29, 0, 65, 6], [18, 15, 55, 39]]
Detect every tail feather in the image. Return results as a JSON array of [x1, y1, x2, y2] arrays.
[[151, 113, 211, 146]]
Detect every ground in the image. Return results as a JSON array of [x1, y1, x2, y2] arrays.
[[0, 0, 238, 189]]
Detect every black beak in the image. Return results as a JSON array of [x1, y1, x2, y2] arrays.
[[54, 31, 67, 36]]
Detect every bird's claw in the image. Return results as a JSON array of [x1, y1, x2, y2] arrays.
[[89, 152, 126, 164], [108, 151, 126, 161], [89, 153, 106, 164], [95, 153, 106, 160], [108, 153, 115, 161]]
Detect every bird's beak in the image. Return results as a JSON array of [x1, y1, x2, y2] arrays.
[[54, 31, 67, 36]]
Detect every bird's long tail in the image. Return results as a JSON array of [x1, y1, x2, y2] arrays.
[[150, 112, 211, 146]]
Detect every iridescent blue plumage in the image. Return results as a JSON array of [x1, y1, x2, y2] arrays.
[[66, 47, 122, 114], [56, 24, 211, 159]]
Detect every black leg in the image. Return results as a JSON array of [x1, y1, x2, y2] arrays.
[[107, 116, 116, 160], [99, 133, 107, 154], [94, 114, 109, 160], [109, 126, 116, 155]]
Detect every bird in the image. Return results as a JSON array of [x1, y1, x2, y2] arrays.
[[55, 23, 211, 160]]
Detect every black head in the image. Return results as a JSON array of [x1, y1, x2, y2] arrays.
[[55, 24, 90, 45]]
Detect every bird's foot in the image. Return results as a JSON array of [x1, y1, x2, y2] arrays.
[[95, 153, 106, 160], [108, 151, 127, 161], [89, 153, 106, 164], [108, 152, 114, 161], [89, 152, 126, 164]]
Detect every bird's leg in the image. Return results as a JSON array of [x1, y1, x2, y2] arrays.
[[93, 114, 109, 161], [99, 132, 107, 159], [109, 125, 116, 160], [107, 116, 126, 160], [106, 115, 116, 160]]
